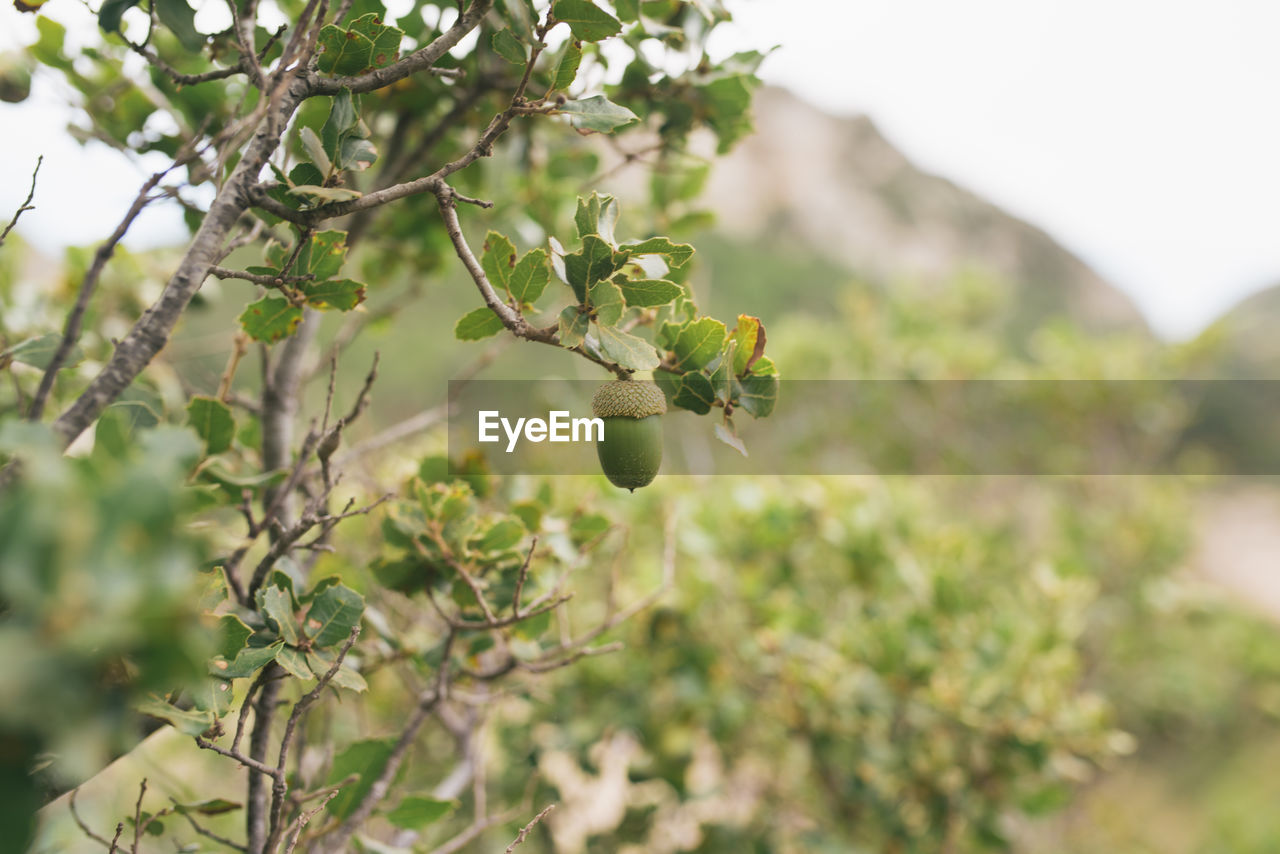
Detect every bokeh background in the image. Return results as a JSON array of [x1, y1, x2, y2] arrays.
[[6, 1, 1280, 852]]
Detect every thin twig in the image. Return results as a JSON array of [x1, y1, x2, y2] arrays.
[[69, 788, 115, 850], [504, 803, 556, 853], [0, 155, 41, 247]]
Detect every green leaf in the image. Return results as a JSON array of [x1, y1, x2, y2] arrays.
[[329, 664, 368, 692], [299, 126, 334, 177], [672, 371, 715, 414], [327, 739, 396, 820], [358, 17, 403, 68], [258, 585, 299, 645], [289, 185, 363, 203], [558, 95, 638, 133], [731, 314, 765, 375], [551, 39, 583, 91], [275, 646, 313, 680], [481, 231, 517, 296], [174, 799, 241, 817], [302, 278, 366, 311], [239, 296, 303, 343], [297, 230, 349, 280], [575, 193, 619, 244], [215, 640, 284, 679], [154, 0, 204, 51], [622, 236, 694, 269], [338, 135, 378, 171], [185, 396, 235, 455], [738, 373, 777, 418], [321, 88, 358, 162], [491, 28, 527, 64], [509, 249, 550, 306], [617, 278, 682, 307], [2, 333, 81, 370], [589, 279, 624, 327], [569, 512, 610, 547], [98, 0, 142, 34], [317, 25, 375, 75], [702, 73, 758, 154], [191, 677, 234, 716], [552, 0, 622, 41], [136, 696, 214, 736], [596, 324, 658, 371], [558, 306, 588, 348], [564, 235, 624, 301], [454, 307, 504, 341], [303, 583, 364, 648], [713, 421, 748, 456], [387, 796, 456, 830], [217, 615, 253, 661], [476, 518, 525, 553], [670, 317, 726, 371]]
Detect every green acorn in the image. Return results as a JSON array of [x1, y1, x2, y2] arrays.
[[591, 380, 667, 492]]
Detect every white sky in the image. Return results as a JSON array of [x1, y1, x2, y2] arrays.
[[4, 0, 1280, 338]]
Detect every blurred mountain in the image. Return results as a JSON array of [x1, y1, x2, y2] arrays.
[[694, 86, 1147, 336], [1197, 285, 1280, 376]]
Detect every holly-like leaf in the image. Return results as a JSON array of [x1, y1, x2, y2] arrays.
[[214, 640, 285, 679], [297, 230, 349, 280], [596, 324, 658, 371], [476, 518, 525, 553], [303, 583, 364, 648], [289, 185, 363, 203], [387, 796, 456, 830], [672, 371, 715, 414], [239, 296, 303, 343], [174, 799, 242, 817], [617, 278, 682, 307], [551, 39, 583, 91], [670, 317, 726, 371], [552, 0, 622, 41], [98, 0, 142, 34], [299, 126, 334, 177], [491, 28, 527, 64], [191, 677, 233, 716], [216, 615, 253, 661], [589, 279, 624, 326], [338, 136, 378, 171], [455, 307, 504, 341], [317, 25, 375, 75], [1, 333, 81, 371], [558, 95, 638, 133], [738, 373, 778, 417], [713, 421, 748, 456], [321, 88, 359, 162], [154, 0, 204, 52], [302, 278, 366, 311], [564, 235, 624, 301], [327, 739, 396, 820], [137, 696, 215, 736], [731, 314, 766, 375], [186, 396, 235, 455], [558, 306, 588, 348], [510, 249, 550, 305], [575, 194, 619, 244], [258, 585, 299, 645], [623, 236, 694, 269], [275, 646, 313, 679], [481, 231, 517, 296]]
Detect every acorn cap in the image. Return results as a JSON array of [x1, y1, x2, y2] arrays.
[[591, 380, 667, 419]]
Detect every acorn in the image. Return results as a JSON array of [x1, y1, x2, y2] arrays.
[[591, 380, 667, 492]]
